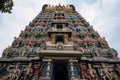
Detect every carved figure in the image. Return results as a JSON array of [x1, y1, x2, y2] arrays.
[[80, 64, 87, 79], [7, 64, 21, 80], [101, 64, 112, 80], [21, 48, 27, 57], [87, 64, 97, 80]]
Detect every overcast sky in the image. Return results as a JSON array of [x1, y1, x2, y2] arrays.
[[0, 0, 120, 57]]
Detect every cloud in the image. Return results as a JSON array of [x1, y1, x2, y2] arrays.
[[77, 0, 120, 56], [0, 0, 120, 57], [0, 0, 67, 57]]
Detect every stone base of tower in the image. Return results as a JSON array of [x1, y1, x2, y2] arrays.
[[0, 56, 120, 80]]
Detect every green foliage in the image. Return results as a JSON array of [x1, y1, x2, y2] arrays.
[[0, 0, 13, 13]]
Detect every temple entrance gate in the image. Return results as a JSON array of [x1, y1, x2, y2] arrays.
[[52, 60, 70, 80]]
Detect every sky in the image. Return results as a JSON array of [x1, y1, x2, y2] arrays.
[[0, 0, 120, 57]]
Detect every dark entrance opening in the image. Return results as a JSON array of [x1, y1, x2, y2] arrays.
[[55, 35, 64, 43], [57, 24, 63, 29], [53, 60, 69, 80]]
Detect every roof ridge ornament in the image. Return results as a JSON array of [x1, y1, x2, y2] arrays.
[[42, 4, 76, 12]]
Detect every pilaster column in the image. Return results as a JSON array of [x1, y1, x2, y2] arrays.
[[43, 58, 52, 79], [70, 62, 75, 77], [46, 61, 51, 77], [69, 59, 78, 80]]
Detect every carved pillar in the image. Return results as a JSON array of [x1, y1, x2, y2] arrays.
[[51, 34, 55, 44], [46, 62, 51, 77], [64, 34, 68, 44], [69, 59, 79, 80], [43, 58, 52, 79], [70, 62, 74, 77]]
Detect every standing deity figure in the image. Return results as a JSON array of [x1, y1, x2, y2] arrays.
[[26, 63, 33, 79], [21, 48, 27, 57], [87, 64, 97, 80], [13, 63, 21, 80], [21, 63, 33, 80], [101, 64, 111, 80], [98, 37, 108, 48], [33, 63, 41, 78], [80, 64, 87, 79], [83, 41, 87, 48], [109, 48, 116, 57], [7, 66, 14, 80], [94, 48, 100, 57], [26, 63, 33, 75], [116, 64, 120, 73], [113, 64, 120, 80]]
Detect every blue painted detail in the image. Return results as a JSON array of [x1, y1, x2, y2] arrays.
[[73, 63, 79, 77], [50, 61, 53, 80], [113, 69, 120, 76], [30, 48, 34, 54], [108, 48, 118, 56], [95, 67, 102, 78], [27, 26, 48, 31], [67, 62, 71, 80], [1, 68, 7, 76], [41, 62, 47, 77]]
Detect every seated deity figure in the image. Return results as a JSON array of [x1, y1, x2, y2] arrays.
[[2, 47, 9, 58], [94, 48, 100, 57], [2, 47, 13, 58], [7, 66, 14, 80], [7, 64, 20, 80], [98, 37, 108, 48], [92, 31, 99, 38], [109, 48, 118, 57]]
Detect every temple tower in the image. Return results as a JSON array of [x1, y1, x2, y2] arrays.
[[0, 4, 120, 80]]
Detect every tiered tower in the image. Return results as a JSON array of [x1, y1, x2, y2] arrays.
[[0, 4, 120, 80]]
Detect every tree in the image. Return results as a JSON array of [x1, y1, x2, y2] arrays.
[[0, 0, 13, 13]]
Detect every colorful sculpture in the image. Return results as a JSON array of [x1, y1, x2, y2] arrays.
[[0, 4, 120, 80]]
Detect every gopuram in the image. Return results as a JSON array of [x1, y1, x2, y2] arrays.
[[0, 4, 120, 80]]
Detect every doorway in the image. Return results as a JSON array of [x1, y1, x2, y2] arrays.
[[55, 35, 64, 43], [52, 60, 69, 80], [56, 24, 63, 29]]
